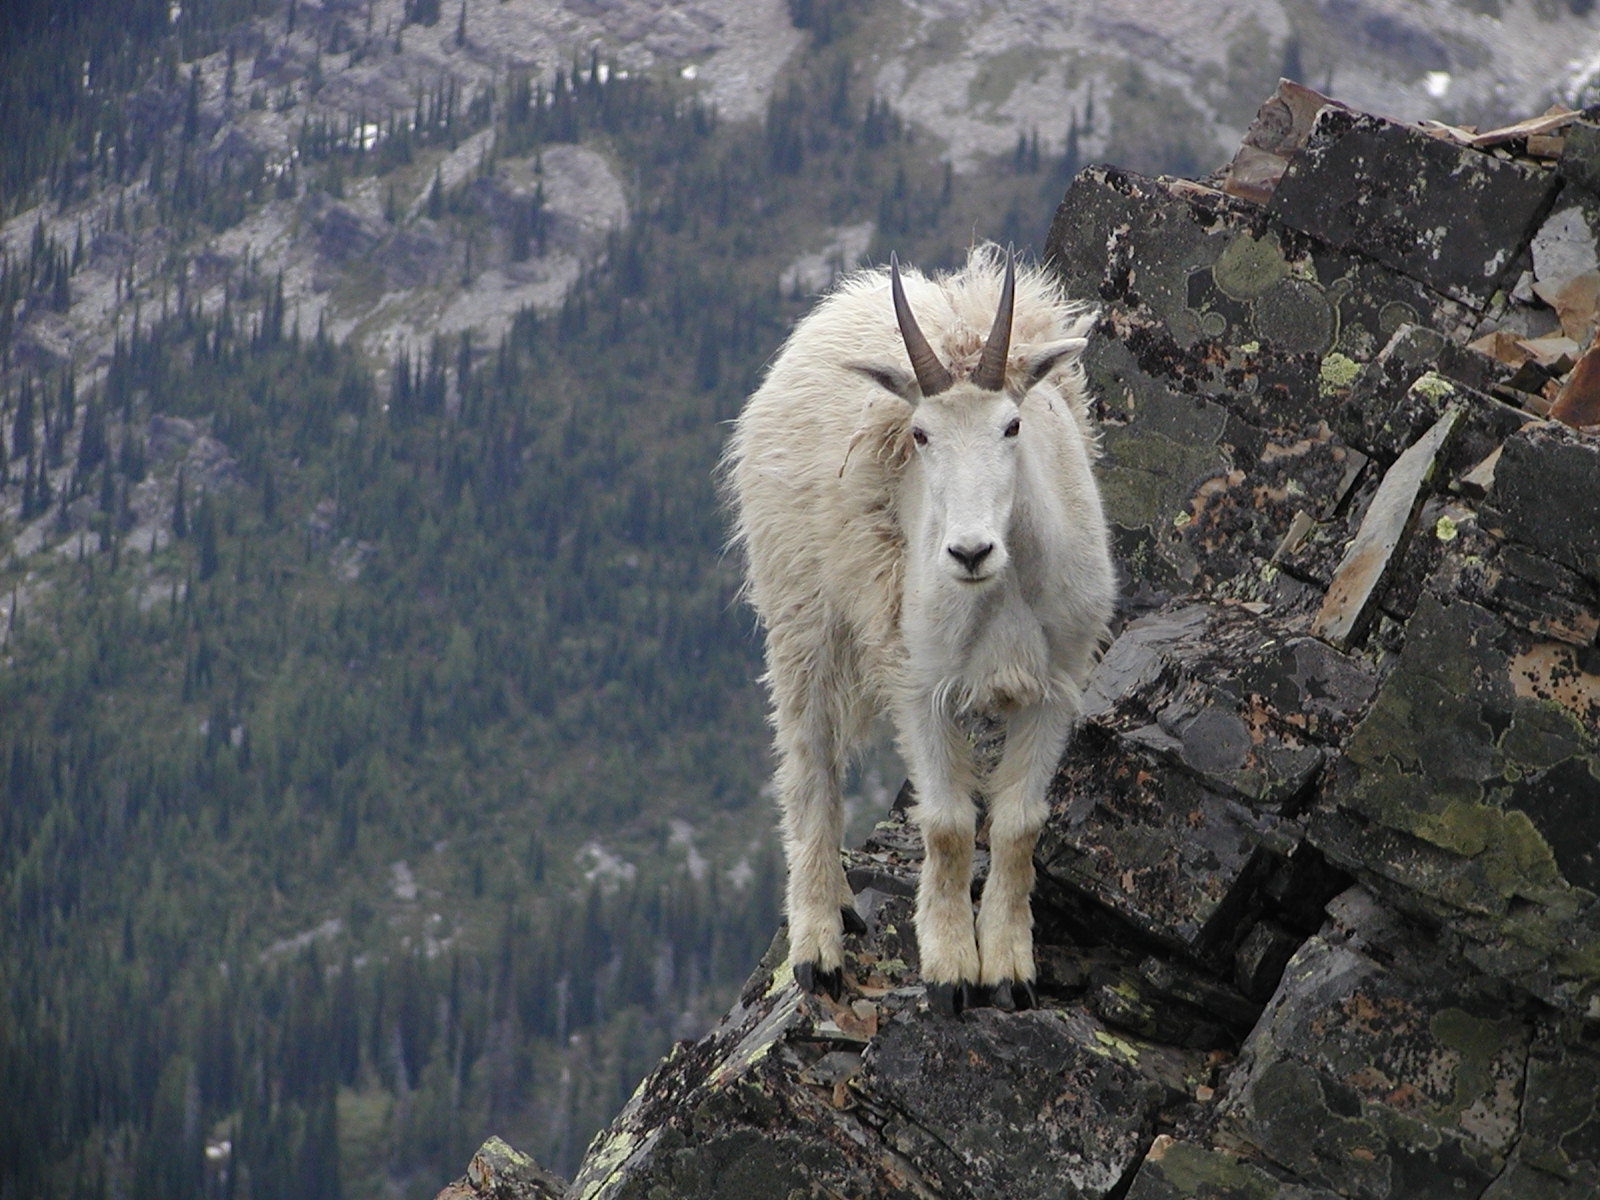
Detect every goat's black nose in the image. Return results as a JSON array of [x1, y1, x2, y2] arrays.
[[948, 542, 994, 574]]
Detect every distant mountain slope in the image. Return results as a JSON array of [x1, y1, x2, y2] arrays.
[[6, 0, 1598, 382]]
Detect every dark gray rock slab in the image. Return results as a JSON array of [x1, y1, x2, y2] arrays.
[[860, 1006, 1181, 1199], [1222, 930, 1530, 1200], [1040, 727, 1293, 966], [1559, 120, 1600, 198], [1125, 1137, 1344, 1200], [1454, 539, 1600, 648], [1311, 588, 1600, 1015], [1267, 108, 1559, 307], [562, 933, 1206, 1200], [1490, 420, 1600, 586], [1336, 324, 1525, 464], [1082, 602, 1369, 806], [1045, 165, 1476, 613]]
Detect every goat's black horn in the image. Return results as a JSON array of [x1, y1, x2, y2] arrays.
[[971, 252, 1015, 392], [891, 254, 953, 397]]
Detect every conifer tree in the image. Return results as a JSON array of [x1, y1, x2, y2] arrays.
[[173, 469, 189, 539]]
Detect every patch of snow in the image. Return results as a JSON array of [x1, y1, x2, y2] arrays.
[[667, 819, 709, 882], [391, 860, 419, 902], [577, 840, 637, 891], [259, 916, 345, 963]]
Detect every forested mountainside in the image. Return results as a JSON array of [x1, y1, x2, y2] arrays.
[[1, 1, 1595, 1199], [0, 6, 1093, 1199]]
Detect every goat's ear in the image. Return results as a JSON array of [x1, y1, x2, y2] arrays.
[[846, 361, 917, 399], [1021, 338, 1089, 389]]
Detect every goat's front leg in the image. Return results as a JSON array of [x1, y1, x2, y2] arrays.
[[774, 695, 855, 1000], [976, 698, 1074, 1011], [899, 702, 981, 1016]]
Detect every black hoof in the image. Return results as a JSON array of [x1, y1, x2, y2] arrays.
[[840, 905, 868, 937], [990, 979, 1036, 1012], [794, 961, 843, 1000], [927, 981, 977, 1017]]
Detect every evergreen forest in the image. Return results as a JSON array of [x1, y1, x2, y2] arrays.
[[0, 2, 1113, 1197]]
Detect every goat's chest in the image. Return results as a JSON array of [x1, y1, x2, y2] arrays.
[[905, 588, 1052, 714]]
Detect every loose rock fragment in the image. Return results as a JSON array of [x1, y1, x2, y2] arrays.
[[1221, 79, 1341, 205], [1312, 406, 1463, 649]]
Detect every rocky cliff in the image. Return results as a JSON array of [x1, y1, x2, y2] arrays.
[[440, 84, 1600, 1200]]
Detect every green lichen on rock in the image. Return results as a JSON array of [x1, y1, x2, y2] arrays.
[[1212, 232, 1289, 300], [1125, 1138, 1311, 1200], [1427, 1007, 1520, 1122], [1092, 1028, 1144, 1065], [1098, 427, 1229, 535], [572, 1125, 640, 1200], [1317, 352, 1361, 396], [1409, 369, 1457, 401], [1414, 800, 1565, 897]]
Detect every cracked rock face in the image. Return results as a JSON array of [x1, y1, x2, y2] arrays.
[[437, 87, 1600, 1200]]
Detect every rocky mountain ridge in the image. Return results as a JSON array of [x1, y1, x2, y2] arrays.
[[439, 81, 1600, 1200]]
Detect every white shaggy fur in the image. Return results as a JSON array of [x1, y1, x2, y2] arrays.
[[724, 245, 1115, 1009]]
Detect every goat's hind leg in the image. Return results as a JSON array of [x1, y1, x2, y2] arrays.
[[976, 700, 1073, 1012], [773, 688, 855, 1000]]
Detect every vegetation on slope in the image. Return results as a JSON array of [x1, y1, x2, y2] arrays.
[[0, 5, 1104, 1197]]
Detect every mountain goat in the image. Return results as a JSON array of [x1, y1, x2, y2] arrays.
[[724, 244, 1115, 1015]]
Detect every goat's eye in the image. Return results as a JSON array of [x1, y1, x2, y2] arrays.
[[911, 426, 928, 446], [1004, 417, 1021, 438]]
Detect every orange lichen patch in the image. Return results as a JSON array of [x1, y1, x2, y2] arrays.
[[1510, 643, 1600, 727], [1385, 1082, 1424, 1109], [1344, 1065, 1396, 1095], [1186, 469, 1249, 524], [1259, 421, 1339, 463], [1338, 992, 1411, 1036]]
